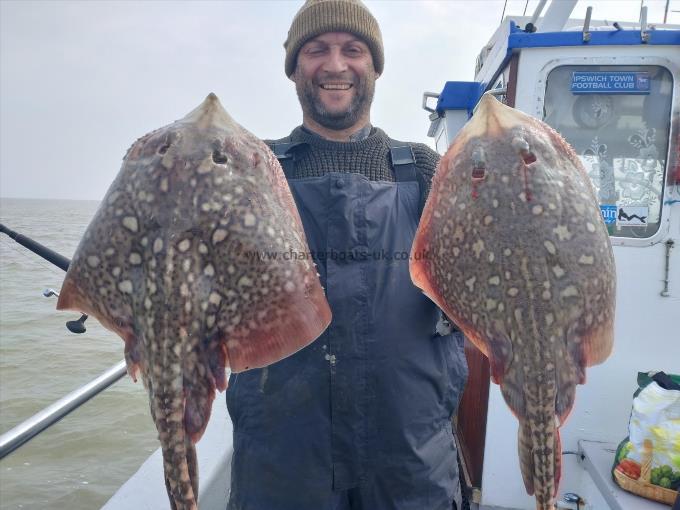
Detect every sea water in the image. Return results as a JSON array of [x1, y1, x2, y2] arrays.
[[0, 198, 158, 509]]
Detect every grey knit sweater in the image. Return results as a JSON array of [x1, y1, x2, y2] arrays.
[[265, 126, 440, 208]]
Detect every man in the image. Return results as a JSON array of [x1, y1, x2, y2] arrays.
[[226, 1, 468, 508]]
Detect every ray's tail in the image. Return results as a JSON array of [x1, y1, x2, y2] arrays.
[[518, 386, 561, 510], [154, 383, 199, 510], [146, 327, 199, 510]]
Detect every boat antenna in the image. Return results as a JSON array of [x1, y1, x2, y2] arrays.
[[500, 0, 508, 24], [523, 0, 529, 16], [664, 0, 670, 23]]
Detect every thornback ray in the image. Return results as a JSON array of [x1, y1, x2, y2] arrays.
[[56, 93, 332, 510], [410, 94, 615, 510]]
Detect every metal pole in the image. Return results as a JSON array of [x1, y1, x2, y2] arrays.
[[540, 0, 578, 33], [583, 6, 593, 43], [0, 360, 127, 460], [529, 0, 549, 27], [640, 5, 650, 43], [660, 239, 675, 297]]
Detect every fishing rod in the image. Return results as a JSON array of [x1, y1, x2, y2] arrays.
[[0, 223, 88, 333], [0, 223, 127, 460], [0, 223, 70, 272]]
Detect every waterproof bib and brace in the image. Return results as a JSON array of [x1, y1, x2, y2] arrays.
[[226, 140, 468, 510]]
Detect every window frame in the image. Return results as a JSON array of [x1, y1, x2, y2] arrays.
[[534, 56, 678, 247]]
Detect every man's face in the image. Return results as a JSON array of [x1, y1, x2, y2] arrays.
[[292, 32, 378, 131]]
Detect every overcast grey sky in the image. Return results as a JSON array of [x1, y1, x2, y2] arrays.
[[0, 0, 676, 200]]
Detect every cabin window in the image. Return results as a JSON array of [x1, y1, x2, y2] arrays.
[[543, 65, 673, 239]]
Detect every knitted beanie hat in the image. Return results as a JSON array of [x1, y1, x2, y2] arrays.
[[284, 0, 384, 77]]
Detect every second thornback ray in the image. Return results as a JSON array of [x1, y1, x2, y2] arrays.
[[410, 94, 615, 510], [57, 93, 332, 509]]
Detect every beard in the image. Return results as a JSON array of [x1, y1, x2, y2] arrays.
[[295, 71, 376, 131]]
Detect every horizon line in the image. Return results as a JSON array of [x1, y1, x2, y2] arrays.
[[1, 196, 101, 202]]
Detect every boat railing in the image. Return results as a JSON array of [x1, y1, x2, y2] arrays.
[[0, 360, 127, 459]]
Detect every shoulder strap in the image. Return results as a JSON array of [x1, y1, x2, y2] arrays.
[[387, 139, 417, 183], [270, 141, 308, 179], [389, 139, 452, 335], [388, 138, 428, 217]]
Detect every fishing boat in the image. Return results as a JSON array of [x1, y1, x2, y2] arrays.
[[423, 2, 679, 508], [1, 1, 678, 508]]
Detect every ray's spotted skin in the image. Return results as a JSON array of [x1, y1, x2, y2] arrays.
[[410, 95, 615, 510], [57, 94, 331, 510]]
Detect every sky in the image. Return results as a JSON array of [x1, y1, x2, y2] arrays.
[[0, 0, 677, 201]]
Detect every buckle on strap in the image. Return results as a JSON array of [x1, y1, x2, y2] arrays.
[[390, 145, 415, 166], [389, 144, 417, 182], [434, 310, 459, 337], [272, 142, 301, 159], [270, 142, 307, 178]]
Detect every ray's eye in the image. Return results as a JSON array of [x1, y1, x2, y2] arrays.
[[511, 136, 537, 165], [471, 147, 486, 181], [211, 139, 229, 165], [521, 150, 537, 165], [212, 150, 228, 164], [472, 166, 486, 180], [157, 131, 180, 155]]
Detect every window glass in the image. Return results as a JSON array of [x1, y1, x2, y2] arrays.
[[544, 65, 673, 238]]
